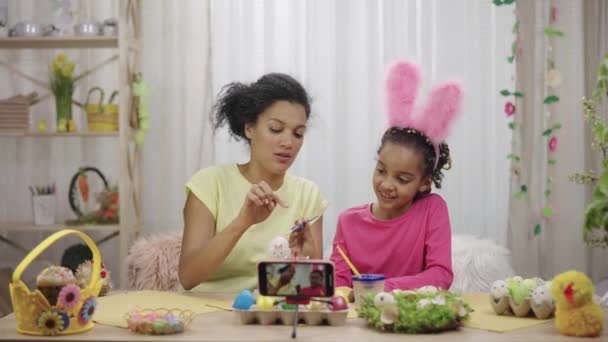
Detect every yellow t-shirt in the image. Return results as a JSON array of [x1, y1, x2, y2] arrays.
[[185, 164, 328, 292], [268, 276, 297, 295]]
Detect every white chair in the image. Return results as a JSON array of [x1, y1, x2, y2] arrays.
[[450, 235, 515, 293]]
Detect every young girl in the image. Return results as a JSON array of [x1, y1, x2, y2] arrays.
[[179, 73, 328, 292], [330, 61, 463, 292]]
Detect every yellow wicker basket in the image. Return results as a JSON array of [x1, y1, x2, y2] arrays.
[[9, 229, 103, 336], [85, 87, 119, 132]]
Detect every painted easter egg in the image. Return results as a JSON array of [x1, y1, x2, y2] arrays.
[[531, 282, 553, 306], [522, 278, 542, 290], [281, 303, 297, 310], [417, 285, 438, 294], [490, 280, 508, 299], [374, 292, 395, 307], [256, 295, 275, 311], [232, 290, 256, 310], [267, 236, 290, 259], [328, 296, 348, 311], [334, 287, 350, 303], [306, 300, 324, 311]]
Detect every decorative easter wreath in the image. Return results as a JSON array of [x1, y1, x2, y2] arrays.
[[68, 166, 109, 217], [358, 287, 472, 334], [66, 166, 118, 225]]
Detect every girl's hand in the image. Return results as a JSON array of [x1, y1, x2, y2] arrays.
[[237, 181, 288, 228], [289, 218, 317, 257]]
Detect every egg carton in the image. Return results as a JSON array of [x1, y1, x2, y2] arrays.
[[234, 308, 348, 326], [489, 295, 554, 319]]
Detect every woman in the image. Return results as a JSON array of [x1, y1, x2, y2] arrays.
[[267, 264, 297, 296], [179, 73, 327, 292]]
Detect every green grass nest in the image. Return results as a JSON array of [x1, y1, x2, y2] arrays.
[[357, 290, 472, 334]]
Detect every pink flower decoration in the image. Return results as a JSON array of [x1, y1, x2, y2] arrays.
[[550, 5, 559, 23], [504, 102, 516, 116], [57, 284, 80, 309], [549, 136, 558, 152]]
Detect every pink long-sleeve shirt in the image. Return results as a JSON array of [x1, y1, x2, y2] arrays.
[[330, 194, 453, 291]]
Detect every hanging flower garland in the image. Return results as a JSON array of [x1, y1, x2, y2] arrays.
[[535, 1, 564, 236], [494, 1, 527, 200], [496, 0, 565, 237]]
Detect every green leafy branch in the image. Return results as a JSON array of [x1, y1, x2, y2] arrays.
[[544, 27, 564, 37], [507, 153, 520, 162], [500, 89, 524, 97], [570, 52, 608, 248], [493, 0, 515, 6], [515, 184, 528, 199], [507, 20, 520, 63], [543, 95, 559, 104], [542, 122, 562, 136]]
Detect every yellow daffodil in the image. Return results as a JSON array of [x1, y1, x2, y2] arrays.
[[65, 64, 75, 77], [61, 65, 72, 77], [52, 60, 62, 72], [51, 54, 76, 127]]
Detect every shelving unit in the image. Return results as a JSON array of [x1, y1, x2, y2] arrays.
[[0, 223, 119, 254], [0, 36, 118, 49], [0, 1, 142, 288], [0, 131, 119, 137]]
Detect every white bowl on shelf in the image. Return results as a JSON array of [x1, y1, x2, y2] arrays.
[[74, 22, 101, 36], [13, 21, 43, 37]]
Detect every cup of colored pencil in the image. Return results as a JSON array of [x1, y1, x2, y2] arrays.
[[336, 246, 385, 306], [30, 183, 56, 225]]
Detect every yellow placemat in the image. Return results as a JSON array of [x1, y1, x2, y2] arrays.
[[94, 290, 232, 328], [460, 292, 552, 332]]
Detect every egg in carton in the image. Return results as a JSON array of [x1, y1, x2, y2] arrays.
[[529, 281, 554, 319], [232, 290, 349, 326], [489, 277, 554, 318], [489, 279, 511, 314]]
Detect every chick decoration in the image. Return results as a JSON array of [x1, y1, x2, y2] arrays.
[[57, 118, 68, 132], [67, 118, 77, 132], [38, 119, 47, 132], [551, 270, 604, 337]]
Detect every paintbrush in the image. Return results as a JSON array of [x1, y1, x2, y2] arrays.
[[289, 215, 320, 233]]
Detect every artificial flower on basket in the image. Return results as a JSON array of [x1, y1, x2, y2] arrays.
[[50, 53, 76, 132]]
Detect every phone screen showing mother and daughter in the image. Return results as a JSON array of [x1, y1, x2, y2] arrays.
[[258, 261, 335, 298]]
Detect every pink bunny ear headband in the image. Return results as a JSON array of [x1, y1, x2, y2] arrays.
[[385, 61, 464, 172]]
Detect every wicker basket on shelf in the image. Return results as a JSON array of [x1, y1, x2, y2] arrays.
[[85, 87, 118, 132]]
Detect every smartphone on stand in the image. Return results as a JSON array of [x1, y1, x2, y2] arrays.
[[258, 260, 335, 300]]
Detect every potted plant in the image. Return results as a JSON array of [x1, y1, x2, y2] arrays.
[[571, 52, 608, 248]]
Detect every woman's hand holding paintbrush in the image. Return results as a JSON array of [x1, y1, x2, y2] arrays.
[[289, 215, 321, 258]]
